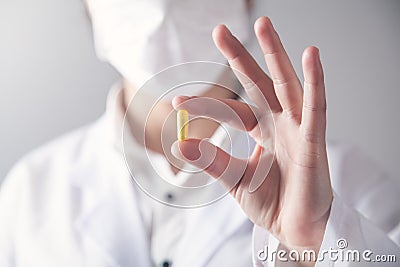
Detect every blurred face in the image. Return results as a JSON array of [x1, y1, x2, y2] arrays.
[[84, 0, 251, 99]]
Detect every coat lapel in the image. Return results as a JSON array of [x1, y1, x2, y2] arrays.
[[71, 147, 152, 267], [173, 194, 250, 267]]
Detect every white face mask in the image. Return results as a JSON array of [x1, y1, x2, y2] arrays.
[[86, 0, 250, 99]]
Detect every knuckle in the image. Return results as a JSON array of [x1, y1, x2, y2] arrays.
[[292, 147, 323, 170], [263, 49, 280, 58], [304, 71, 325, 86], [303, 101, 327, 113], [227, 50, 243, 63], [243, 78, 263, 93], [302, 129, 324, 144], [283, 107, 302, 122], [272, 76, 298, 88]]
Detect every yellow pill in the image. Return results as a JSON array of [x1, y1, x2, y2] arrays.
[[177, 109, 189, 141]]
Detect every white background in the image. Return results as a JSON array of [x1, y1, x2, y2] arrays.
[[0, 0, 399, 183]]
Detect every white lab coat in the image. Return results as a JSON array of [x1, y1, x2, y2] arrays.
[[0, 87, 399, 267]]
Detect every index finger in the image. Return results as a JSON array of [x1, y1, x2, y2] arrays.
[[212, 25, 281, 113], [172, 96, 259, 132]]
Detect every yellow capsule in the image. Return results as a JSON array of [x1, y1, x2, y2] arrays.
[[177, 109, 189, 141]]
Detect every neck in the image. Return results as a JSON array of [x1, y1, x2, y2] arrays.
[[122, 75, 237, 158]]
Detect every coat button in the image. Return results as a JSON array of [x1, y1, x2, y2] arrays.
[[165, 192, 174, 201], [162, 260, 172, 267]]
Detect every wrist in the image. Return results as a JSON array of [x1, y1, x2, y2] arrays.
[[278, 205, 332, 266]]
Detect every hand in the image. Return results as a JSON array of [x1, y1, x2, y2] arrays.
[[172, 17, 333, 258]]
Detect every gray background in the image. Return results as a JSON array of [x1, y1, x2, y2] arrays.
[[0, 0, 399, 183]]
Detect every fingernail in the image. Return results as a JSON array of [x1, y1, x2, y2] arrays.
[[178, 95, 191, 101], [315, 48, 321, 63], [224, 25, 233, 35], [172, 96, 191, 110], [315, 47, 320, 57], [171, 141, 184, 160]]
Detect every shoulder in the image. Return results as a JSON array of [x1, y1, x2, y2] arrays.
[[0, 116, 109, 210], [4, 121, 97, 181]]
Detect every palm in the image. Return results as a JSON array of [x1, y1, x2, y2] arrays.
[[235, 113, 331, 248]]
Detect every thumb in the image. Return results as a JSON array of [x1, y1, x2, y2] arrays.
[[171, 139, 247, 190], [171, 139, 217, 171]]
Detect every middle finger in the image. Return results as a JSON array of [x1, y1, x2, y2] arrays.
[[254, 17, 304, 122], [212, 24, 282, 113]]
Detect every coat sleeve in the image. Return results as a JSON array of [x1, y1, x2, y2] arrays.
[[252, 144, 400, 266], [314, 191, 400, 266]]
